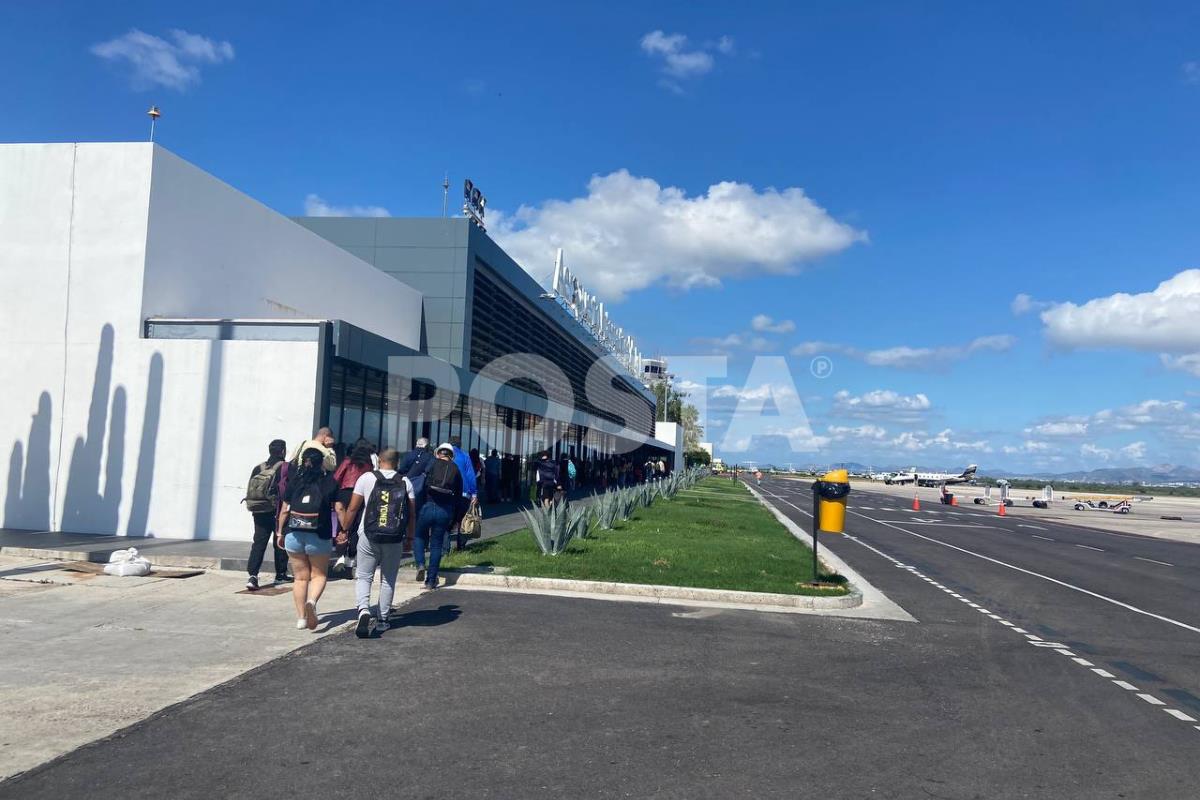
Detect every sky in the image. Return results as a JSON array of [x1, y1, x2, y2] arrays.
[[4, 1, 1200, 473]]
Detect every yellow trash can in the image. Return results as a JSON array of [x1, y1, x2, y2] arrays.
[[816, 468, 850, 533]]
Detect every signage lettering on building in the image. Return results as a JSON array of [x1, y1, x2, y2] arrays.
[[463, 179, 487, 229]]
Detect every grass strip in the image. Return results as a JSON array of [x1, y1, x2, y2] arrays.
[[442, 478, 847, 596]]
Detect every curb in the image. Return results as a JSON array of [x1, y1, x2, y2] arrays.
[[743, 482, 916, 623], [1, 546, 226, 571], [436, 571, 862, 610]]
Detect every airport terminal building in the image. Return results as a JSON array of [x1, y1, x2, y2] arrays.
[[0, 142, 678, 542]]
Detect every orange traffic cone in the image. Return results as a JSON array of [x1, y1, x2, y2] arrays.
[[912, 492, 920, 511], [998, 501, 1006, 516], [951, 495, 958, 506]]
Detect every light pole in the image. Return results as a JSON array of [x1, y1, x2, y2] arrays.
[[147, 105, 161, 142]]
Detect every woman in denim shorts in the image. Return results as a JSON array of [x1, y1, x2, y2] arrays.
[[275, 448, 339, 630]]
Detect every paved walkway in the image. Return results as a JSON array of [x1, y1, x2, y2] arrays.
[[0, 487, 605, 573]]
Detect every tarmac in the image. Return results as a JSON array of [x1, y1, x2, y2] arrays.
[[828, 478, 1200, 544]]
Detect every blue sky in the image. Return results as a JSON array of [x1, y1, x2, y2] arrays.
[[4, 1, 1200, 472]]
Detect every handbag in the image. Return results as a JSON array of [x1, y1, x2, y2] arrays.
[[461, 501, 483, 539]]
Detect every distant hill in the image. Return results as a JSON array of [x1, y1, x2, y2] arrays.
[[981, 464, 1200, 485]]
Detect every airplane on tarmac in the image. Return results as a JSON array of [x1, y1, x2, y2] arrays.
[[884, 465, 978, 487]]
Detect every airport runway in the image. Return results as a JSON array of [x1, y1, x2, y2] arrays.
[[758, 478, 1200, 745]]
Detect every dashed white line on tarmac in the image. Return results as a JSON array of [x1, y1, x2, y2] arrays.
[[1018, 524, 1048, 531], [1072, 658, 1095, 667], [1165, 709, 1197, 722], [843, 508, 1200, 636], [1138, 693, 1166, 706], [1134, 557, 1174, 567], [1091, 668, 1115, 678], [1113, 681, 1139, 691], [1054, 649, 1076, 657], [1031, 535, 1056, 541], [1075, 544, 1105, 552]]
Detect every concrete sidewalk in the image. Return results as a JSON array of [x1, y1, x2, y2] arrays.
[[0, 487, 604, 574], [0, 553, 415, 781]]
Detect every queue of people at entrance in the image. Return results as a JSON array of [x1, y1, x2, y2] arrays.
[[241, 427, 674, 631]]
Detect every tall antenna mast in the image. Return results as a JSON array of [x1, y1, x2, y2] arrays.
[[441, 172, 449, 217], [147, 105, 161, 142]]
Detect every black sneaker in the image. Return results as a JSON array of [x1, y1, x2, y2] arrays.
[[355, 609, 372, 638], [415, 567, 426, 583], [274, 574, 293, 584], [245, 575, 259, 591]]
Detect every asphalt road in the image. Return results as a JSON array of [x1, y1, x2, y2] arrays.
[[2, 478, 1198, 799]]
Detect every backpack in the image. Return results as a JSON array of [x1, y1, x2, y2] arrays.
[[567, 460, 577, 480], [363, 471, 409, 543], [287, 480, 325, 532], [244, 462, 282, 514], [537, 459, 558, 484], [425, 458, 461, 501]]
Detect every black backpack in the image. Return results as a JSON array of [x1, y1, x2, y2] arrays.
[[287, 479, 325, 532], [426, 458, 461, 501], [363, 471, 409, 543], [537, 459, 558, 484]]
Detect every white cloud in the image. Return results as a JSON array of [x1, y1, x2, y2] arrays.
[[1011, 293, 1053, 316], [863, 335, 1015, 369], [827, 424, 887, 441], [834, 389, 931, 413], [491, 170, 864, 301], [751, 314, 795, 334], [641, 30, 715, 79], [831, 389, 932, 424], [304, 194, 390, 218], [791, 334, 1014, 370], [715, 36, 736, 55], [1002, 441, 1051, 455], [1162, 353, 1200, 377], [712, 383, 796, 402], [1080, 443, 1111, 461], [1185, 61, 1200, 85], [1025, 420, 1088, 437], [1040, 270, 1200, 364], [91, 28, 234, 90], [891, 429, 990, 453], [1121, 441, 1147, 461]]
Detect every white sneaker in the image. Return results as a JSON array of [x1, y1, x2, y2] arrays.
[[334, 554, 348, 572], [295, 618, 307, 630], [346, 558, 356, 573], [304, 601, 318, 630]]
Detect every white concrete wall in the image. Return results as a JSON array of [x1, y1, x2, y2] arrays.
[[142, 146, 422, 351], [654, 421, 685, 467], [0, 143, 371, 540]]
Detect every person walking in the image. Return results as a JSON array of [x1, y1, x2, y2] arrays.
[[332, 440, 375, 575], [243, 439, 291, 590], [484, 449, 501, 504], [275, 448, 339, 630], [535, 450, 559, 507], [448, 436, 477, 552], [398, 437, 434, 501], [414, 443, 462, 590], [288, 426, 337, 472], [340, 449, 416, 637]]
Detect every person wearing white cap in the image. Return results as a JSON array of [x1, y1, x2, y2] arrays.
[[412, 442, 463, 589]]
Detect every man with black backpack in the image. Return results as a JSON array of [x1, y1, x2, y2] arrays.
[[340, 449, 416, 637], [243, 439, 290, 590], [414, 443, 463, 590]]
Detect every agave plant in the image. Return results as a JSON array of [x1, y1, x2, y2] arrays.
[[591, 490, 623, 530], [525, 499, 591, 555]]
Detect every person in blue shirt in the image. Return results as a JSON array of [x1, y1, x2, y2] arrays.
[[448, 436, 477, 552]]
